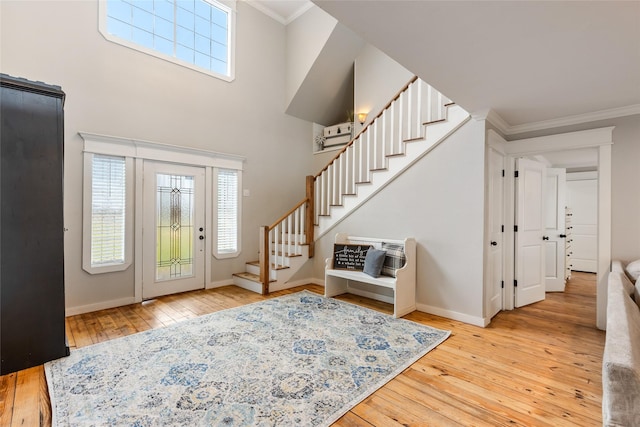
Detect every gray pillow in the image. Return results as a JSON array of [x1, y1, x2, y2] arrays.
[[626, 259, 640, 281], [363, 248, 386, 278]]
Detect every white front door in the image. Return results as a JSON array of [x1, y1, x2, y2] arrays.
[[486, 147, 504, 319], [515, 158, 546, 308], [143, 161, 206, 299], [545, 168, 567, 291]]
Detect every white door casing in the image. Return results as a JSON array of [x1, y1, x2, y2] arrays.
[[486, 146, 505, 319], [515, 158, 546, 308], [143, 161, 206, 299], [545, 168, 567, 291]]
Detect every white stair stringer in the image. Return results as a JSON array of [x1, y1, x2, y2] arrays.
[[315, 105, 470, 239]]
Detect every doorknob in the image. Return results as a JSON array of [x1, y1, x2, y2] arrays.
[[199, 235, 205, 240], [542, 236, 549, 241], [559, 234, 567, 238], [490, 241, 497, 246]]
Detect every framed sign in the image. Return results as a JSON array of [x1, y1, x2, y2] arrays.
[[333, 244, 370, 271]]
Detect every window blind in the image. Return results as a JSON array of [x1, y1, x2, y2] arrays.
[[217, 168, 238, 254], [91, 154, 127, 266]]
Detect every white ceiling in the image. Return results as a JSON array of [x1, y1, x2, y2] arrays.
[[313, 1, 640, 133]]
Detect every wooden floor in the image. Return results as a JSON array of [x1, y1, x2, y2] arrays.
[[0, 272, 604, 426]]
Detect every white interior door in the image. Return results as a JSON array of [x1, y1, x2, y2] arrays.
[[515, 158, 546, 307], [143, 161, 206, 299], [486, 147, 504, 319], [566, 176, 598, 273], [545, 168, 567, 291]]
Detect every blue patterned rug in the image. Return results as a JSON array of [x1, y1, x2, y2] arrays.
[[45, 291, 449, 426]]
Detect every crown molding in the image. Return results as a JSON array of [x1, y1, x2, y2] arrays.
[[244, 1, 313, 25], [476, 104, 640, 136]]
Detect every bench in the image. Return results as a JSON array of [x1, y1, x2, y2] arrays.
[[324, 233, 416, 318]]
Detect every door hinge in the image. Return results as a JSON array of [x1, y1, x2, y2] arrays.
[[502, 169, 505, 177], [501, 280, 504, 289], [501, 225, 504, 233], [514, 279, 518, 287], [514, 225, 518, 232], [514, 170, 519, 178]]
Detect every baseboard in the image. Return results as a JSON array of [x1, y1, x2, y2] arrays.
[[415, 303, 489, 327], [66, 297, 136, 317], [270, 277, 324, 292], [206, 279, 234, 289]]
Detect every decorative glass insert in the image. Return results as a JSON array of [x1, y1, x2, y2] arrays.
[[103, 0, 232, 78], [91, 155, 127, 267], [155, 173, 195, 281]]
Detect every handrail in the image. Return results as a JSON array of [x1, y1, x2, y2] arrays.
[[314, 75, 418, 179], [268, 197, 307, 230]]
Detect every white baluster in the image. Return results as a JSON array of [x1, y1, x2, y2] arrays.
[[280, 221, 285, 266], [437, 91, 444, 121], [352, 136, 362, 188], [287, 213, 293, 256], [272, 225, 278, 269], [426, 83, 434, 123], [415, 80, 423, 138]]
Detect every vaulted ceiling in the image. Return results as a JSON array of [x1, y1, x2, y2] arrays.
[[312, 1, 640, 134]]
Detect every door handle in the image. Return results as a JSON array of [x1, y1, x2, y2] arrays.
[[559, 234, 567, 238], [490, 241, 497, 246], [542, 236, 549, 241], [199, 235, 205, 240]]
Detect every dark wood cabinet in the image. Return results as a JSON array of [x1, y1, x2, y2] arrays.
[[1, 74, 69, 375]]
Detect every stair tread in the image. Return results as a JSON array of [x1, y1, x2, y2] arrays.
[[271, 251, 302, 257], [233, 272, 275, 283], [386, 152, 405, 158], [270, 241, 309, 246], [246, 260, 290, 271], [403, 136, 425, 142], [423, 118, 446, 126]]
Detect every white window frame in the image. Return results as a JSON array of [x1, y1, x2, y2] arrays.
[[80, 132, 245, 280], [97, 0, 236, 82], [213, 167, 242, 259], [82, 153, 135, 274]]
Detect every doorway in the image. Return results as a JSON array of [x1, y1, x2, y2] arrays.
[[488, 127, 613, 329], [142, 161, 206, 299]]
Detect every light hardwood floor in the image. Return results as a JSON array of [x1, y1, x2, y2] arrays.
[[0, 272, 604, 426]]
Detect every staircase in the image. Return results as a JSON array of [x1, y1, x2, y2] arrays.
[[232, 77, 470, 294]]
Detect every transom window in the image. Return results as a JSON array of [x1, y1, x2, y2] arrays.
[[99, 0, 235, 81]]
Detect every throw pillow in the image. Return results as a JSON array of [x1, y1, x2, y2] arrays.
[[363, 247, 386, 278], [625, 259, 640, 281], [381, 243, 406, 278]]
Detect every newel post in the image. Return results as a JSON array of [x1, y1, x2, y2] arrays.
[[259, 226, 270, 295], [305, 175, 315, 258]]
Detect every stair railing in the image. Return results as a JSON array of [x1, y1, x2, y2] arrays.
[[259, 76, 451, 293]]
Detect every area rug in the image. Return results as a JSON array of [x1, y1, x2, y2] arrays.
[[45, 290, 450, 426]]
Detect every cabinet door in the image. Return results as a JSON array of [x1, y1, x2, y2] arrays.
[[1, 78, 67, 374]]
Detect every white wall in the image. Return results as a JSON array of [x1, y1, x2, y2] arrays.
[[0, 0, 313, 312], [310, 44, 412, 174], [310, 119, 487, 324], [285, 6, 337, 107], [354, 45, 413, 134], [610, 116, 640, 263]]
